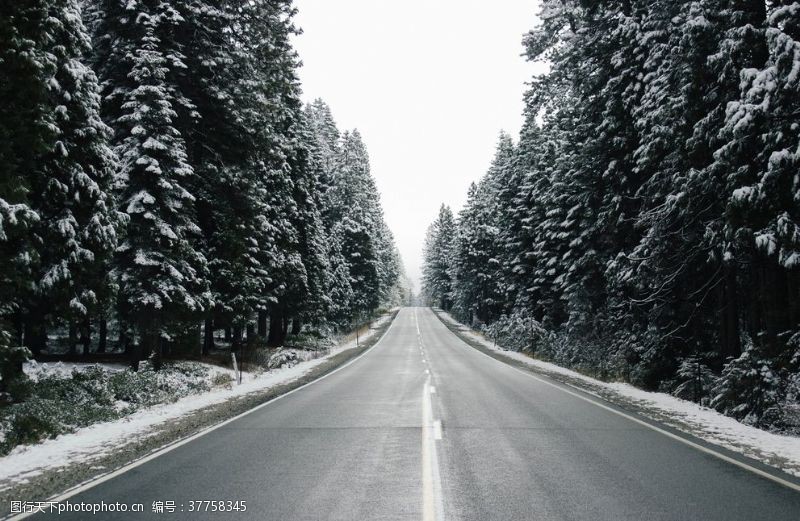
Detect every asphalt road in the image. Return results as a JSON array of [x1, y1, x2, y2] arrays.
[[29, 307, 800, 520]]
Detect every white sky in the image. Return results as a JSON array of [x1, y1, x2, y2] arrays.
[[292, 0, 543, 291]]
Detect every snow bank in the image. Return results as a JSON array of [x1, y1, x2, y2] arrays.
[[438, 311, 800, 477]]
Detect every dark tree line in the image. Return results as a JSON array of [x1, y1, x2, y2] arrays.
[[0, 0, 405, 381], [424, 0, 800, 431]]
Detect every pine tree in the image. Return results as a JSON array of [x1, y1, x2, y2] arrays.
[[507, 103, 564, 325], [32, 0, 119, 354], [485, 132, 520, 315], [209, 0, 328, 347], [282, 124, 333, 336], [305, 100, 352, 328], [334, 130, 382, 322], [374, 221, 401, 309], [326, 221, 355, 327], [1, 0, 119, 355], [719, 0, 800, 357], [0, 1, 48, 356], [422, 204, 456, 309], [111, 8, 210, 366], [176, 0, 255, 350], [306, 99, 342, 213], [451, 177, 504, 324], [304, 99, 401, 328], [606, 0, 771, 387]]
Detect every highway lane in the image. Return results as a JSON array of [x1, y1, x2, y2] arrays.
[[29, 307, 800, 520], [416, 308, 800, 520]]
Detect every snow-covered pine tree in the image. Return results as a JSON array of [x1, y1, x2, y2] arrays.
[[719, 0, 800, 359], [32, 0, 119, 354], [304, 100, 353, 328], [422, 204, 456, 309], [283, 120, 334, 336], [445, 132, 522, 325], [485, 132, 520, 315], [711, 336, 784, 428], [174, 0, 257, 351], [305, 99, 342, 212], [0, 198, 37, 382], [326, 221, 355, 327], [507, 97, 565, 325], [333, 130, 383, 323], [304, 98, 401, 328], [450, 174, 505, 325], [0, 1, 48, 358], [522, 103, 574, 329], [449, 184, 480, 324], [110, 8, 210, 367], [374, 221, 401, 309], [541, 1, 645, 339], [387, 253, 413, 307], [230, 0, 328, 347], [196, 0, 298, 348], [439, 0, 799, 427], [603, 0, 761, 387], [1, 0, 120, 356]]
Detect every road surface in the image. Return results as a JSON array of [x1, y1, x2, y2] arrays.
[[29, 307, 800, 520]]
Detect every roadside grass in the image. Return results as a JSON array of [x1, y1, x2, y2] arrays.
[[0, 362, 216, 456]]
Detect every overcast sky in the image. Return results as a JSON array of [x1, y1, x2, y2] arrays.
[[292, 0, 543, 291]]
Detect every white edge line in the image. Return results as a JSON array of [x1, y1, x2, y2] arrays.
[[8, 311, 401, 520], [431, 309, 800, 494]]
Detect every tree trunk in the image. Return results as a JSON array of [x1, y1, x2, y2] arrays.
[[291, 318, 301, 336], [720, 263, 740, 360], [267, 308, 284, 347], [80, 318, 92, 356], [13, 314, 24, 348], [127, 334, 142, 372], [97, 318, 108, 353], [764, 263, 788, 357], [257, 310, 268, 337], [232, 326, 242, 352], [233, 325, 245, 374], [282, 313, 289, 338], [224, 327, 232, 343], [246, 322, 256, 341], [68, 322, 78, 356], [23, 319, 47, 356], [203, 317, 214, 356], [0, 359, 24, 395], [149, 333, 163, 371]]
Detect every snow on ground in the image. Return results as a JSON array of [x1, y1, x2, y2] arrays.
[[438, 311, 800, 477], [23, 361, 129, 382], [0, 313, 393, 488]]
